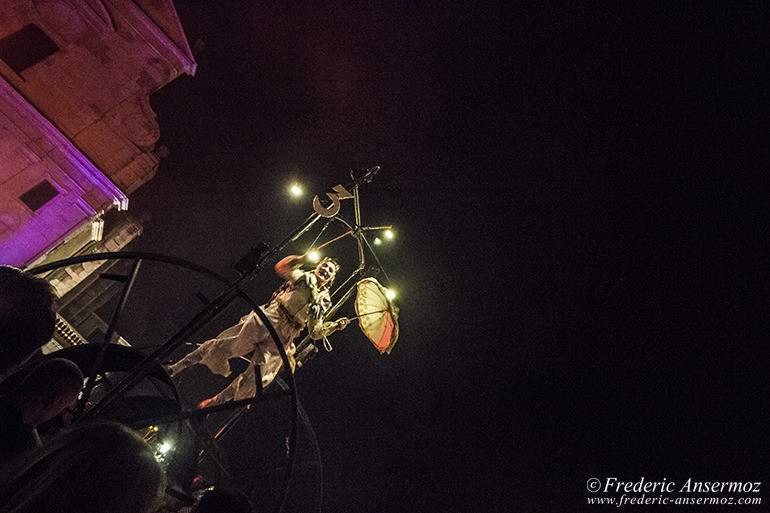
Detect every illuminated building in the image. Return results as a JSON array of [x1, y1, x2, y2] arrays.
[[0, 1, 196, 350]]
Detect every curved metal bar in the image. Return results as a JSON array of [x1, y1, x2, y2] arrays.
[[249, 307, 299, 513], [27, 251, 233, 285], [328, 211, 390, 286], [329, 214, 355, 234], [359, 232, 392, 286], [273, 377, 323, 513], [330, 216, 366, 274], [27, 251, 300, 513], [28, 252, 246, 415]]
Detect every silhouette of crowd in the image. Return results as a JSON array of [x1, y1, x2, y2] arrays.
[[0, 266, 254, 512]]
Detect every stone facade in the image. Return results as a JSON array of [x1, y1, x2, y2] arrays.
[[0, 1, 196, 349], [0, 0, 195, 267]]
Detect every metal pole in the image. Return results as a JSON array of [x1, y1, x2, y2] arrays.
[[76, 258, 142, 416], [128, 391, 291, 429], [294, 281, 359, 356]]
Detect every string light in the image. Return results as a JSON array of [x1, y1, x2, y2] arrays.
[[384, 229, 394, 239], [289, 183, 303, 197], [307, 250, 320, 262], [373, 237, 382, 245], [386, 289, 396, 300]]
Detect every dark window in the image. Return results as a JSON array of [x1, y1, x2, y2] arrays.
[[19, 180, 59, 211], [0, 24, 59, 74]]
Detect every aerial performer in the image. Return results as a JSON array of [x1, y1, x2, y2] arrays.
[[167, 255, 350, 407]]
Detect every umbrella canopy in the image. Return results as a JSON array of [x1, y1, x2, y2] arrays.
[[354, 278, 399, 354]]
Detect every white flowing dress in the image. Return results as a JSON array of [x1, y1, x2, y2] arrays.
[[170, 269, 330, 404]]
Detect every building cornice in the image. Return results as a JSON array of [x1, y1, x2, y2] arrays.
[[105, 0, 197, 77], [0, 75, 129, 210]]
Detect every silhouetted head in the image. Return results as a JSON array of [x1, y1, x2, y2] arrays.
[[0, 267, 56, 377], [0, 421, 165, 513], [12, 358, 83, 426]]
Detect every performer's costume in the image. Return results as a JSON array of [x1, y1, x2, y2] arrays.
[[168, 268, 343, 405]]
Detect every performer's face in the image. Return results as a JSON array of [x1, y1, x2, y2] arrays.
[[315, 260, 337, 285]]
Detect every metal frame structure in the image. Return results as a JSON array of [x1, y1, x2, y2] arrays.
[[29, 251, 295, 509], [25, 166, 389, 512]]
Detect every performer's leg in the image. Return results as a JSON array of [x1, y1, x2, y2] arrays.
[[253, 339, 297, 389], [199, 364, 256, 408], [168, 315, 260, 377], [198, 383, 236, 408], [167, 345, 206, 376], [232, 362, 258, 401]]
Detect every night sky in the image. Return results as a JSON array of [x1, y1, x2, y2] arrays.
[[122, 3, 766, 511]]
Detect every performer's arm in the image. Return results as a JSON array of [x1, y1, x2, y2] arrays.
[[275, 255, 304, 281], [308, 317, 350, 340]]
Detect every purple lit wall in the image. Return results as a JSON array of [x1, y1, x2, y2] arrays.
[[0, 0, 196, 267], [0, 76, 127, 267]]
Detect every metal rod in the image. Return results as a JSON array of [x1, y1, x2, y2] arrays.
[[352, 185, 365, 268], [353, 184, 362, 230], [129, 391, 291, 429], [360, 232, 392, 285], [186, 416, 235, 485], [329, 215, 366, 277], [314, 226, 391, 251], [315, 230, 351, 250], [250, 306, 299, 505], [213, 407, 248, 441], [330, 268, 358, 300], [304, 220, 331, 255], [347, 309, 387, 321], [295, 282, 359, 356], [76, 259, 142, 416]]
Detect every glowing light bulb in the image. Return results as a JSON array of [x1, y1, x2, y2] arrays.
[[384, 229, 394, 239], [289, 183, 303, 197], [308, 250, 320, 262], [374, 237, 382, 245], [158, 441, 172, 454], [386, 289, 396, 300]]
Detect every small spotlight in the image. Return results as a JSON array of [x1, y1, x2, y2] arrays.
[[158, 441, 173, 454], [289, 183, 303, 197], [384, 230, 394, 240], [307, 250, 320, 262], [386, 289, 396, 300], [373, 237, 382, 245]]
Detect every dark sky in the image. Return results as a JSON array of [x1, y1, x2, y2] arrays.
[[125, 3, 766, 511]]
